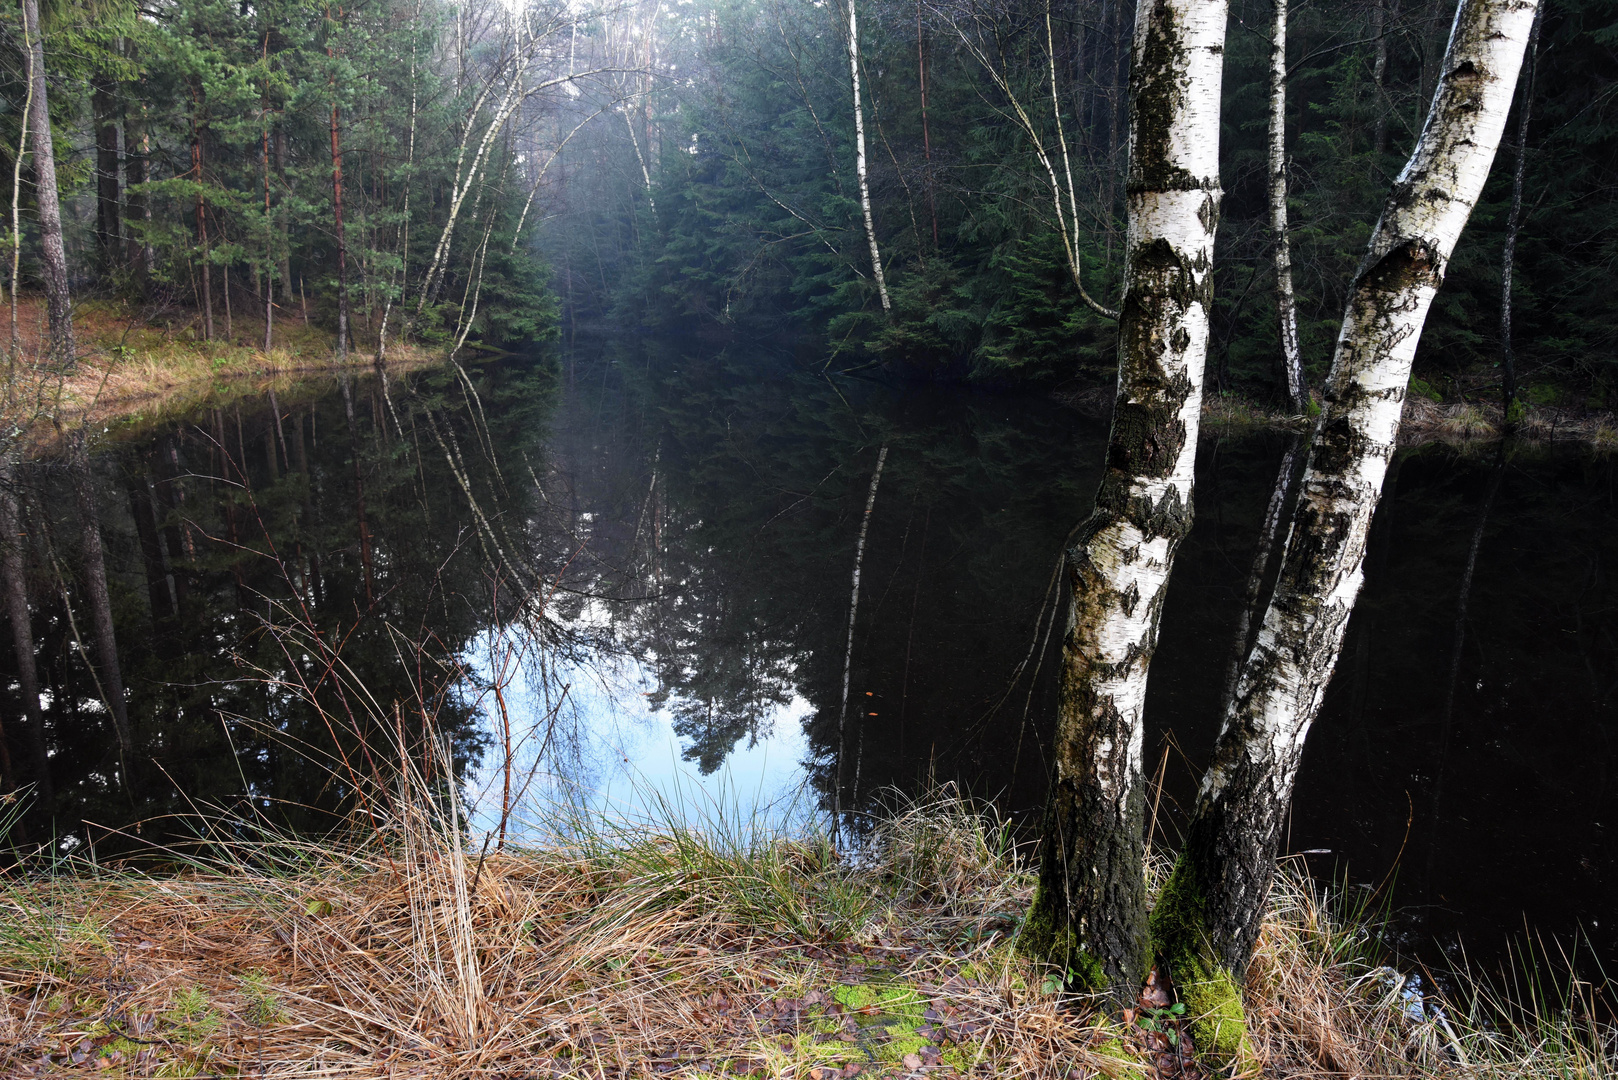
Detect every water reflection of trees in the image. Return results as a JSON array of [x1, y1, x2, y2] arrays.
[[534, 340, 1110, 813], [12, 340, 1609, 976], [0, 355, 561, 849]]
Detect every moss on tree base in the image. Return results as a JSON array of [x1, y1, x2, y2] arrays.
[[1018, 881, 1109, 993], [1148, 857, 1256, 1073]]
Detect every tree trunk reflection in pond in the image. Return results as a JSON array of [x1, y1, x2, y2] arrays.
[[1, 340, 1613, 981]]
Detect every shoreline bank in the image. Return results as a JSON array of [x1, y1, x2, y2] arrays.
[[2, 295, 443, 457], [0, 791, 1606, 1078]]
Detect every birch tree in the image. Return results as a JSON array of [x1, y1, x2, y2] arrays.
[[846, 0, 890, 314], [932, 0, 1117, 318], [1269, 0, 1304, 413], [1499, 1, 1541, 418], [1152, 0, 1541, 1064], [20, 0, 74, 366], [1020, 0, 1226, 1002]]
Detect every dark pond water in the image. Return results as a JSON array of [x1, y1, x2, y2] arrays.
[[4, 335, 1615, 980]]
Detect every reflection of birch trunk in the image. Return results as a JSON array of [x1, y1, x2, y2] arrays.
[[1500, 2, 1541, 419], [1426, 444, 1505, 897], [847, 0, 890, 314], [834, 445, 887, 827], [1220, 434, 1303, 715], [1160, 0, 1541, 1035], [69, 431, 136, 782], [1269, 0, 1305, 412], [1023, 0, 1226, 1003], [0, 455, 51, 805]]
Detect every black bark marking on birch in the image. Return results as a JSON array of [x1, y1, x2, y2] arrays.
[[1128, 0, 1194, 193], [1272, 500, 1351, 603], [1356, 238, 1443, 295]]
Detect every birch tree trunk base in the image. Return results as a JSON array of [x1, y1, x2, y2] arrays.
[[1024, 0, 1225, 1006], [1155, 1, 1540, 1060], [1149, 856, 1254, 1069]]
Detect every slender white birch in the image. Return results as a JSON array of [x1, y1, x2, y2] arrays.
[[1269, 0, 1305, 412], [9, 15, 33, 366], [933, 1, 1117, 318], [624, 108, 658, 214], [1022, 0, 1226, 1002], [1500, 1, 1541, 416], [20, 0, 73, 366], [847, 0, 890, 314], [1155, 0, 1541, 1065]]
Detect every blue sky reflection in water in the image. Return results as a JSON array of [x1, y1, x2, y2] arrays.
[[461, 608, 814, 838]]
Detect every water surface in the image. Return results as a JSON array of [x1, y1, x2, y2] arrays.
[[8, 336, 1614, 979]]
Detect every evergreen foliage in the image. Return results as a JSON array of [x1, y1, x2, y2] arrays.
[[545, 0, 1617, 403]]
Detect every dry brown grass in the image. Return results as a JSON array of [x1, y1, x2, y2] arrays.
[[0, 293, 439, 455], [5, 778, 1612, 1080]]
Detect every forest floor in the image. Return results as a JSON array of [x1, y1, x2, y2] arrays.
[[0, 788, 1607, 1079], [0, 294, 438, 455]]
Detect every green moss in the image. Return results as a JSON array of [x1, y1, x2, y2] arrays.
[[1018, 882, 1107, 992], [1148, 857, 1254, 1072], [831, 981, 924, 1025], [829, 980, 943, 1063], [1093, 1037, 1150, 1080]]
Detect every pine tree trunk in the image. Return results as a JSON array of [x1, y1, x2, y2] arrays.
[[125, 102, 148, 289], [69, 430, 136, 787], [0, 455, 52, 806], [275, 128, 292, 301], [331, 98, 349, 363], [1023, 0, 1226, 1004], [847, 0, 890, 314], [21, 0, 74, 365], [192, 104, 213, 343], [1156, 1, 1540, 1063], [1269, 0, 1305, 412]]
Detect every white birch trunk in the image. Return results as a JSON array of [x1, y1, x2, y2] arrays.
[[1024, 0, 1226, 1001], [624, 109, 658, 215], [1269, 0, 1305, 412], [1162, 0, 1541, 1018], [1499, 2, 1541, 415], [847, 0, 891, 314], [21, 0, 73, 365]]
